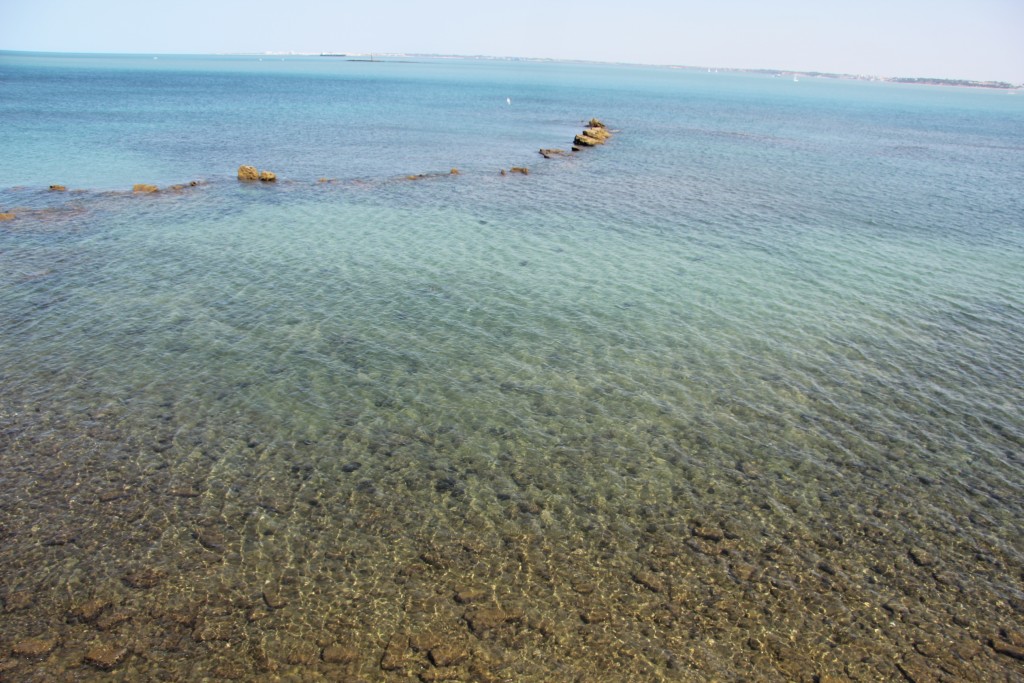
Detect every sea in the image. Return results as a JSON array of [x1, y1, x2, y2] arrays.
[[1, 51, 1022, 682]]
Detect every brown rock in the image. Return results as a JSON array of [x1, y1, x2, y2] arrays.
[[238, 165, 259, 181], [258, 170, 277, 182], [49, 184, 67, 191], [580, 608, 611, 624], [430, 643, 468, 667], [322, 643, 358, 664], [132, 184, 159, 193], [4, 589, 35, 610], [12, 635, 58, 659], [573, 127, 612, 147], [539, 148, 567, 158], [409, 632, 442, 652], [990, 639, 1024, 661], [454, 587, 487, 604], [0, 213, 14, 221], [420, 669, 466, 682], [631, 570, 665, 593], [192, 617, 235, 643], [263, 587, 288, 609], [450, 168, 460, 175], [510, 167, 529, 175], [465, 607, 522, 635], [96, 611, 131, 631], [84, 643, 128, 670], [909, 547, 937, 567], [692, 525, 724, 542], [380, 634, 410, 671], [196, 529, 226, 552], [123, 567, 164, 589], [69, 598, 110, 623]]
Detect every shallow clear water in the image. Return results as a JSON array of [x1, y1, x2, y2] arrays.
[[1, 52, 1023, 681]]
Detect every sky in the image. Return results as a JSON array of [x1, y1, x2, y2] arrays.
[[2, 0, 1022, 83]]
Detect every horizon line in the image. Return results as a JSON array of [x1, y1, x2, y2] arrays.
[[1, 49, 1020, 87]]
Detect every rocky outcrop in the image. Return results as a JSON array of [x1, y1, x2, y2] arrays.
[[133, 184, 159, 193], [510, 167, 529, 175], [49, 185, 67, 192], [168, 181, 202, 191], [238, 166, 278, 182], [237, 165, 259, 181], [0, 212, 15, 222], [539, 148, 568, 158], [573, 122, 612, 147]]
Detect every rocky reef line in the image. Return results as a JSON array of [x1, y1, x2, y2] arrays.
[[0, 119, 613, 222]]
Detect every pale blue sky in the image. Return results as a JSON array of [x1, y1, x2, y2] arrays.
[[2, 0, 1022, 82]]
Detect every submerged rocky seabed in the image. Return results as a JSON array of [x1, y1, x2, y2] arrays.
[[1, 336, 1022, 681]]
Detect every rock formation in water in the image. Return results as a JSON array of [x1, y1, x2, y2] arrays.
[[49, 185, 67, 191], [258, 170, 277, 182], [0, 212, 15, 221], [573, 119, 612, 147], [132, 184, 159, 193], [237, 165, 259, 181]]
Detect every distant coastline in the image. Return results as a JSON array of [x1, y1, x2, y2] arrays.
[[318, 52, 1022, 90]]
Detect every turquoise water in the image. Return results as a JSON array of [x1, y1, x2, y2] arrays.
[[1, 52, 1023, 681]]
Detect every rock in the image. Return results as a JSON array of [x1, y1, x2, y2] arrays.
[[322, 643, 359, 664], [69, 598, 110, 623], [0, 213, 14, 221], [510, 167, 529, 175], [909, 547, 937, 567], [454, 586, 487, 604], [341, 461, 362, 473], [238, 165, 259, 181], [499, 169, 507, 176], [84, 643, 128, 670], [409, 632, 442, 652], [49, 185, 67, 191], [631, 570, 665, 593], [123, 567, 164, 589], [380, 634, 410, 671], [588, 118, 606, 128], [430, 642, 468, 667], [573, 125, 612, 147], [96, 611, 131, 631], [580, 608, 611, 624], [4, 590, 34, 612], [465, 607, 521, 634], [258, 170, 277, 182], [11, 635, 58, 659], [450, 168, 460, 175], [168, 180, 201, 191], [263, 587, 288, 610], [539, 148, 567, 158], [196, 529, 226, 552], [990, 639, 1024, 661], [730, 562, 759, 582], [420, 669, 467, 682], [132, 184, 158, 193]]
